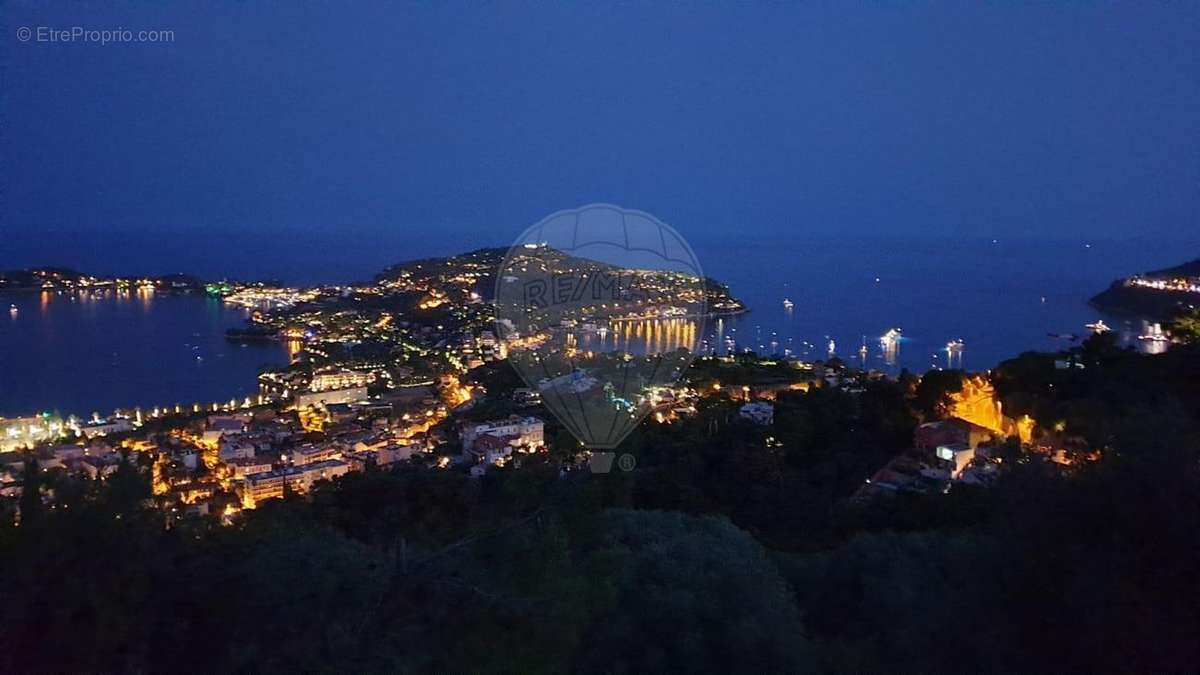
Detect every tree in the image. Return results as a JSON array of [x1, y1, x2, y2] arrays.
[[1169, 307, 1200, 343], [571, 509, 811, 673], [18, 454, 42, 527], [912, 369, 965, 420]]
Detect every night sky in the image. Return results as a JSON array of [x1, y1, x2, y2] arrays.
[[4, 2, 1199, 266]]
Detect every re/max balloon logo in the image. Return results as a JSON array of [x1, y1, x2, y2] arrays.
[[520, 272, 651, 310]]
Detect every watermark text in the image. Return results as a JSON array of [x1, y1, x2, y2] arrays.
[[17, 26, 175, 45]]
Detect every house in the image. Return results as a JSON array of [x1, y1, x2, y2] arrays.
[[78, 417, 134, 439], [460, 416, 544, 453], [288, 443, 341, 466], [172, 481, 218, 504], [853, 453, 949, 503], [203, 417, 246, 445], [180, 448, 200, 470], [914, 418, 993, 452], [324, 403, 358, 423], [933, 443, 976, 479], [378, 441, 424, 466], [463, 433, 516, 467], [353, 433, 392, 453], [225, 457, 274, 480], [218, 438, 257, 461]]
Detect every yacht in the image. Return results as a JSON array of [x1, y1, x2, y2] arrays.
[[1137, 323, 1170, 343]]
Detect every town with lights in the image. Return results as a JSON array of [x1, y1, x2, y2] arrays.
[[5, 248, 1197, 523], [2, 249, 1199, 672]]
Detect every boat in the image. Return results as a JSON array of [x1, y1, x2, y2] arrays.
[[782, 298, 794, 310], [8, 304, 16, 315], [1084, 320, 1111, 333], [945, 339, 965, 352], [1137, 323, 1170, 343]]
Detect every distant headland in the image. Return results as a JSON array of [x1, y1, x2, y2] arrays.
[[0, 268, 206, 294], [1089, 257, 1200, 320]]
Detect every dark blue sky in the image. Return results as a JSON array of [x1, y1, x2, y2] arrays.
[[4, 2, 1199, 269]]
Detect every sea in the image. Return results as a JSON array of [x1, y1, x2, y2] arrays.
[[1, 226, 1196, 418]]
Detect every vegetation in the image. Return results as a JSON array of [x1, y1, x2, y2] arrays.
[[1170, 306, 1200, 343], [1, 344, 1198, 672]]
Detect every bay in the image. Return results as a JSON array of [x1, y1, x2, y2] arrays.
[[0, 228, 1195, 417]]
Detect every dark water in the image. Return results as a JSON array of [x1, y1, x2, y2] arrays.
[[0, 228, 1195, 417], [701, 235, 1191, 374], [0, 290, 289, 418]]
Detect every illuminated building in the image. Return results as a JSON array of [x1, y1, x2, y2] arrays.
[[224, 457, 274, 480], [243, 459, 352, 508], [914, 418, 993, 453], [460, 416, 544, 453], [378, 441, 424, 466], [310, 367, 376, 392], [202, 416, 247, 445], [288, 443, 342, 466], [292, 385, 369, 410]]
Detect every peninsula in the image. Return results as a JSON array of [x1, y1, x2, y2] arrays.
[[1089, 257, 1200, 319]]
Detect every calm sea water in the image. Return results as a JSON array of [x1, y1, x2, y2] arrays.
[[700, 236, 1191, 374], [0, 291, 289, 418], [0, 228, 1195, 417]]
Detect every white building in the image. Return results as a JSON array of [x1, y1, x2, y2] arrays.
[[225, 457, 275, 480], [181, 448, 199, 470], [78, 417, 134, 439], [289, 443, 342, 466], [243, 459, 352, 507], [293, 385, 369, 410], [218, 438, 257, 461], [310, 367, 376, 392], [460, 416, 544, 452], [935, 443, 975, 480], [378, 441, 424, 466], [203, 417, 246, 445]]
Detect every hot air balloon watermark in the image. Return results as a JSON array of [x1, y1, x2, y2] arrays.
[[495, 205, 707, 463]]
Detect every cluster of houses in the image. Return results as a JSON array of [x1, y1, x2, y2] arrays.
[[3, 366, 549, 520], [854, 418, 1009, 502], [163, 405, 546, 511], [0, 441, 128, 498], [458, 330, 505, 371], [458, 415, 545, 477]]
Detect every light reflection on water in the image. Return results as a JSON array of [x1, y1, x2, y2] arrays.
[[0, 291, 289, 418]]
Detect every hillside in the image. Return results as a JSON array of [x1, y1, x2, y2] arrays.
[[1089, 257, 1200, 319]]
